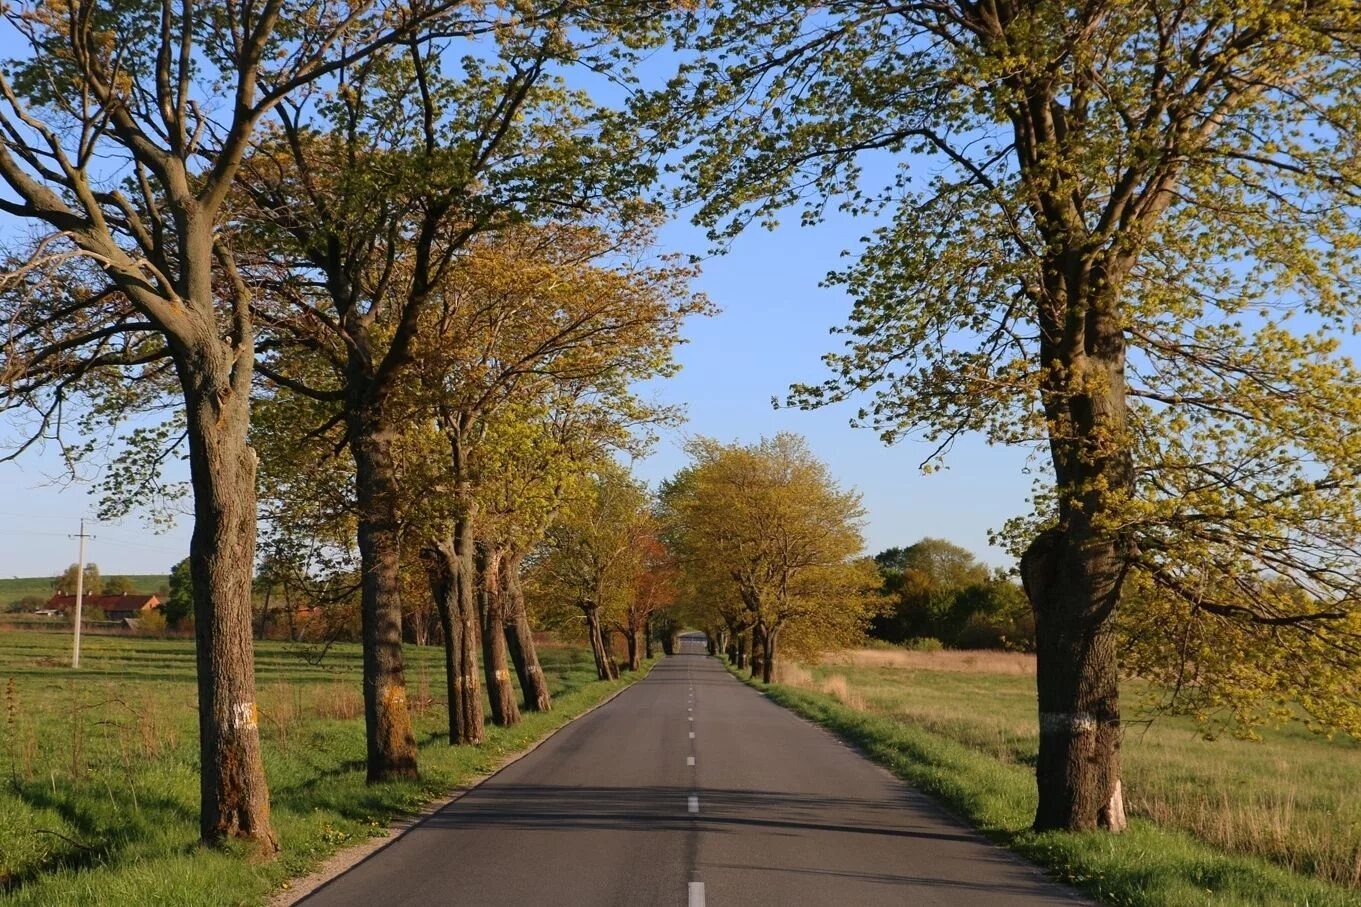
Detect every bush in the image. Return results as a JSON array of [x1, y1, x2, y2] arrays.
[[138, 608, 168, 635], [901, 637, 944, 652]]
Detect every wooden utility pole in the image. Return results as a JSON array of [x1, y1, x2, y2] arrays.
[[70, 518, 93, 669]]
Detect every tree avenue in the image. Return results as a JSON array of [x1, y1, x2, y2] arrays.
[[658, 1, 1361, 831], [0, 0, 456, 849], [662, 434, 879, 682]]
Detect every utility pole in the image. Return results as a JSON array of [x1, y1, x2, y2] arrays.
[[70, 518, 94, 669]]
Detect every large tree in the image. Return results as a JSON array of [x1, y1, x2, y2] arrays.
[[660, 1, 1361, 831], [0, 0, 448, 848], [663, 434, 877, 682]]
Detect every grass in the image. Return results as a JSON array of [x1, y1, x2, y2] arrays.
[[0, 629, 649, 906], [0, 576, 168, 608], [736, 651, 1361, 907]]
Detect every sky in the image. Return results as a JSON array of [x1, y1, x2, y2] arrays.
[[0, 28, 1039, 580]]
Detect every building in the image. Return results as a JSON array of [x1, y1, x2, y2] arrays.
[[46, 593, 161, 621]]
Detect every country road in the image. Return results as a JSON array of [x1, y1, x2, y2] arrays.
[[298, 633, 1085, 906]]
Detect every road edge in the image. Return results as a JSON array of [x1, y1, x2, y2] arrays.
[[270, 659, 660, 906]]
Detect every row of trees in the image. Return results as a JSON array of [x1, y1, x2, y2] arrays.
[[4, 0, 1360, 847], [0, 0, 702, 852]]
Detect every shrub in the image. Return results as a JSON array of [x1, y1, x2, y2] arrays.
[[902, 636, 943, 652], [139, 608, 168, 635]]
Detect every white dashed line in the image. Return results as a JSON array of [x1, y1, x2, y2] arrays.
[[687, 755, 695, 766], [688, 882, 706, 907], [688, 716, 693, 722], [689, 731, 695, 739], [687, 795, 699, 814]]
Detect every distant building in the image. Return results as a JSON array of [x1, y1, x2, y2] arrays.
[[46, 593, 161, 621]]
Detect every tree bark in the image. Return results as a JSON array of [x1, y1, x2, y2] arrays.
[[351, 415, 419, 781], [477, 546, 520, 727], [644, 616, 655, 660], [503, 552, 552, 712], [750, 622, 766, 679], [181, 356, 276, 850], [1022, 528, 1126, 832], [761, 626, 777, 683], [625, 626, 642, 672], [582, 605, 618, 680], [1022, 268, 1131, 833], [451, 517, 486, 744], [422, 542, 461, 745]]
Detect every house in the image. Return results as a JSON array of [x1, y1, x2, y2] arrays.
[[46, 593, 161, 621]]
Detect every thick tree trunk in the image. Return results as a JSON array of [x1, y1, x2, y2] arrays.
[[761, 626, 777, 683], [478, 547, 520, 727], [1023, 273, 1131, 833], [750, 622, 766, 679], [503, 553, 551, 712], [733, 630, 747, 668], [451, 518, 486, 744], [351, 418, 419, 781], [423, 535, 484, 745], [644, 616, 655, 660], [626, 627, 642, 672], [181, 365, 276, 850], [660, 630, 675, 656], [582, 606, 618, 680], [1022, 528, 1126, 832]]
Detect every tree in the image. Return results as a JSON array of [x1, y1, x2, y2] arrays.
[[0, 0, 455, 849], [53, 563, 100, 596], [237, 3, 683, 761], [663, 434, 878, 682], [534, 463, 653, 681], [163, 558, 194, 628], [661, 0, 1361, 832], [102, 575, 136, 595]]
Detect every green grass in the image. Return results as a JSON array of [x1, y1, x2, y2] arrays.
[[734, 655, 1361, 907], [0, 576, 168, 608], [0, 629, 648, 906]]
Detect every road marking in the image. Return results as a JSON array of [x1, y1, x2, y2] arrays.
[[688, 795, 699, 814], [687, 756, 695, 766], [688, 882, 706, 907], [689, 731, 695, 739], [688, 716, 693, 722]]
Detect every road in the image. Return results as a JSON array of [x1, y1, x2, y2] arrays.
[[299, 633, 1085, 906]]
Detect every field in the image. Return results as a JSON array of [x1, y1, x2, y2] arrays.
[[0, 629, 646, 906], [753, 649, 1361, 907], [0, 576, 169, 608]]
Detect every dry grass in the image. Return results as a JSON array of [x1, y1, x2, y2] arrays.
[[773, 650, 1361, 892], [826, 647, 1037, 675]]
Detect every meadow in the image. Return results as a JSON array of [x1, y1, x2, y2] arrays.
[[0, 629, 646, 906], [755, 649, 1361, 907]]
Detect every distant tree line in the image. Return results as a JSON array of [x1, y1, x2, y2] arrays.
[[869, 540, 1033, 652]]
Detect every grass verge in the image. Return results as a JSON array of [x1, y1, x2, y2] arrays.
[[725, 659, 1361, 907], [0, 630, 651, 906]]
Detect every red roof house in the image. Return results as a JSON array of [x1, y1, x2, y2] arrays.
[[46, 593, 161, 621]]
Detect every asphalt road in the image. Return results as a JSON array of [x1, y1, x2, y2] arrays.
[[299, 633, 1085, 906]]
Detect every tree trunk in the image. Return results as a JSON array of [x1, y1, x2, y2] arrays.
[[733, 630, 747, 668], [660, 630, 675, 656], [1022, 273, 1131, 833], [181, 363, 276, 850], [421, 542, 461, 745], [626, 626, 642, 672], [644, 616, 655, 660], [582, 606, 618, 680], [1022, 528, 1126, 832], [761, 626, 777, 683], [750, 622, 766, 679], [477, 546, 520, 727], [257, 585, 271, 641], [503, 553, 551, 712], [351, 418, 419, 781], [451, 517, 486, 744]]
